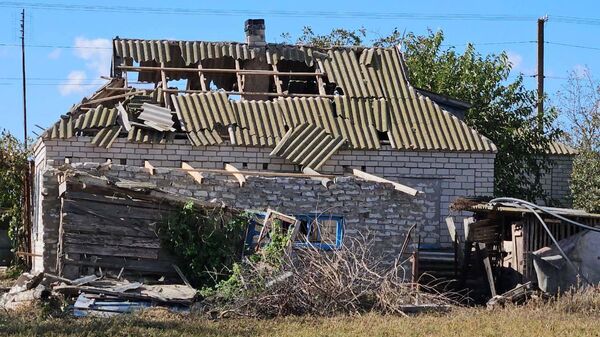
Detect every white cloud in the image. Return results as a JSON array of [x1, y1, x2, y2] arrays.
[[59, 70, 87, 96], [73, 37, 112, 76], [506, 51, 523, 70], [48, 48, 61, 60]]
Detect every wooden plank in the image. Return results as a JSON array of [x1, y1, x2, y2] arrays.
[[271, 64, 283, 95], [64, 255, 177, 274], [160, 62, 170, 108], [62, 215, 158, 238], [109, 87, 336, 99], [235, 59, 244, 95], [62, 198, 167, 221], [144, 160, 155, 175], [80, 91, 144, 106], [445, 217, 457, 243], [478, 243, 497, 297], [302, 167, 332, 188], [119, 65, 325, 77], [64, 243, 158, 260], [181, 162, 204, 184], [197, 63, 207, 91], [63, 232, 160, 249], [316, 59, 327, 96], [225, 164, 246, 187], [65, 191, 174, 211], [352, 169, 420, 196]]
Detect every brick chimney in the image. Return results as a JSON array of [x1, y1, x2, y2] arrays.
[[245, 19, 266, 47]]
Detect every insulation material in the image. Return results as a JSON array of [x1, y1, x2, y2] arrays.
[[270, 123, 345, 170]]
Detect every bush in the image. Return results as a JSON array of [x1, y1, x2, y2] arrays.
[[158, 202, 249, 288]]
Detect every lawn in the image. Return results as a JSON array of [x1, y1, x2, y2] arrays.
[[0, 304, 598, 337]]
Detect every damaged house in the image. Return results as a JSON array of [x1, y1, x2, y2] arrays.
[[29, 20, 575, 280]]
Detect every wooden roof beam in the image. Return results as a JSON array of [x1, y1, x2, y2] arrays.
[[352, 169, 421, 196], [181, 162, 204, 184], [225, 164, 246, 187], [302, 167, 332, 188]]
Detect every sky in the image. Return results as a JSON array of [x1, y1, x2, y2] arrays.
[[1, 0, 600, 141]]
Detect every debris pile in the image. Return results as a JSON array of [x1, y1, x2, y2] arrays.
[[0, 271, 196, 316]]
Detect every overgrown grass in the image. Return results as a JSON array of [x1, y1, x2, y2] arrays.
[[1, 288, 599, 337]]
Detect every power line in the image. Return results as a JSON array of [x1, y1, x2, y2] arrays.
[[0, 2, 539, 21], [545, 41, 600, 51]]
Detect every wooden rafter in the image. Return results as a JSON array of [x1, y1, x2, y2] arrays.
[[144, 161, 155, 175], [224, 164, 246, 187], [118, 65, 325, 77], [352, 169, 421, 196], [181, 162, 204, 184]]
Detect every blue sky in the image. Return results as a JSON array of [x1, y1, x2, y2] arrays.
[[1, 0, 600, 140]]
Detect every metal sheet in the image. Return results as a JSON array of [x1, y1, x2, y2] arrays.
[[74, 105, 118, 130], [271, 123, 345, 170]]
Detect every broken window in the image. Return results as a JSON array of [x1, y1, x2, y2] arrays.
[[244, 212, 344, 251], [296, 215, 344, 250]]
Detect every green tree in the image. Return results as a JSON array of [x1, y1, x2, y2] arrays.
[[0, 130, 29, 260], [288, 27, 561, 200]]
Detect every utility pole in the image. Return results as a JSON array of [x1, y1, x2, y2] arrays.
[[20, 9, 27, 148], [537, 15, 548, 132]]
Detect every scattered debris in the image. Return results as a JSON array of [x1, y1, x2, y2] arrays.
[[487, 282, 535, 309]]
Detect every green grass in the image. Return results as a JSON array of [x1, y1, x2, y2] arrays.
[[0, 304, 599, 337]]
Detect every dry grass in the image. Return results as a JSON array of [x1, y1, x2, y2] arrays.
[[1, 290, 600, 337]]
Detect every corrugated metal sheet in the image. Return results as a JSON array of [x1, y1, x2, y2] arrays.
[[139, 103, 175, 131], [548, 142, 578, 155], [232, 100, 286, 146], [173, 92, 235, 131], [270, 123, 345, 170], [91, 126, 122, 148], [74, 105, 118, 130], [266, 45, 327, 66]]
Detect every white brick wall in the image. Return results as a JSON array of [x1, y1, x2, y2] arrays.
[[36, 137, 496, 247]]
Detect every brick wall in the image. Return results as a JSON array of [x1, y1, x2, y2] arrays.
[[540, 155, 575, 207], [31, 137, 496, 271]]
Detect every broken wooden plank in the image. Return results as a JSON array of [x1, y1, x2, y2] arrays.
[[478, 243, 497, 297], [64, 244, 159, 260], [172, 265, 192, 288], [445, 217, 457, 243], [181, 162, 204, 184], [225, 164, 246, 187], [302, 167, 332, 188], [352, 169, 421, 196]]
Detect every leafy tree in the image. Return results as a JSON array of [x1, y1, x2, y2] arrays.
[[557, 67, 600, 212], [0, 130, 29, 259], [286, 27, 561, 201]]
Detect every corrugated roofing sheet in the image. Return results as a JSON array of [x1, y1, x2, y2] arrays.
[[139, 103, 175, 131], [232, 100, 286, 146], [74, 105, 118, 130], [127, 127, 174, 144], [172, 92, 235, 132], [270, 123, 345, 170], [266, 45, 327, 67], [188, 129, 223, 146], [114, 39, 260, 65], [91, 126, 122, 148], [548, 141, 578, 155]]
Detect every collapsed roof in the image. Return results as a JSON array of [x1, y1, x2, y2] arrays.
[[43, 36, 498, 170]]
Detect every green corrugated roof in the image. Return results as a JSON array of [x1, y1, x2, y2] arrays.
[[44, 39, 498, 160]]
